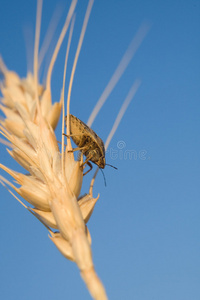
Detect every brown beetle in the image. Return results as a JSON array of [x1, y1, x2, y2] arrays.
[[65, 114, 105, 173]]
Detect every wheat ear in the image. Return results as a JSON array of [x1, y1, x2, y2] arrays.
[[0, 0, 107, 299]]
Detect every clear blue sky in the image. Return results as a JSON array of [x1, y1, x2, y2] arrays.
[[0, 0, 200, 299]]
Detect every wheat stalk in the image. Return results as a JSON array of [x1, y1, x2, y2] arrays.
[[0, 0, 148, 299], [0, 0, 107, 298]]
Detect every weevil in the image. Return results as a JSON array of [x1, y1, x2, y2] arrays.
[[65, 114, 106, 174]]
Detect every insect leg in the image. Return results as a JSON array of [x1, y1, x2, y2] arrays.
[[83, 161, 93, 176], [81, 155, 93, 166], [63, 133, 83, 138], [68, 146, 88, 153]]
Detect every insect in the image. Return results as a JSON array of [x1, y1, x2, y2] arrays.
[[65, 114, 106, 173]]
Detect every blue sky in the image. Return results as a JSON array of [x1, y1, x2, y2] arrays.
[[0, 0, 200, 299]]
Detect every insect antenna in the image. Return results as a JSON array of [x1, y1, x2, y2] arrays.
[[99, 168, 107, 187], [105, 163, 118, 170], [100, 164, 117, 187]]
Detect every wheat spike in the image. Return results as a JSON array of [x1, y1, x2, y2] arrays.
[[0, 0, 107, 299]]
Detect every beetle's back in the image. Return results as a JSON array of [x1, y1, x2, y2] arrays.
[[65, 114, 105, 162]]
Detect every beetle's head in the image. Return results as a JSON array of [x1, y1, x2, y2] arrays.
[[98, 156, 106, 169]]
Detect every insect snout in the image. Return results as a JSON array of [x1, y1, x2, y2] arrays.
[[98, 156, 106, 169]]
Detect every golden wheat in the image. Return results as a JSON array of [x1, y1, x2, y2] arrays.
[[0, 0, 148, 299]]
